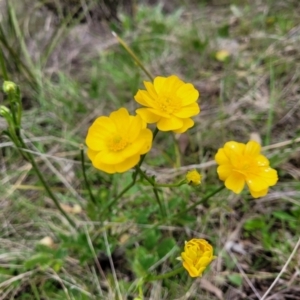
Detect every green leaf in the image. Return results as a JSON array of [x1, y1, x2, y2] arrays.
[[24, 253, 53, 270], [228, 274, 243, 286], [157, 238, 177, 259], [272, 211, 296, 222], [244, 217, 265, 231], [217, 24, 230, 37], [143, 229, 161, 251]]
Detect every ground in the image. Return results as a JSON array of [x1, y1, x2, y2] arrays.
[[0, 0, 300, 299]]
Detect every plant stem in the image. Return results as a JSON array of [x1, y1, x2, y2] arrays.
[[136, 166, 166, 218], [80, 146, 96, 204], [144, 266, 184, 282], [175, 185, 225, 218], [17, 135, 76, 228], [112, 32, 154, 81]]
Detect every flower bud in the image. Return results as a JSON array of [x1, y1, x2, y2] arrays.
[[3, 81, 17, 94], [186, 169, 202, 186], [181, 239, 216, 277]]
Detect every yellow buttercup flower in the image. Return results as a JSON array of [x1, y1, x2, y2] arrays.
[[181, 239, 216, 278], [186, 169, 202, 185], [85, 108, 152, 174], [215, 140, 278, 198], [134, 75, 200, 133]]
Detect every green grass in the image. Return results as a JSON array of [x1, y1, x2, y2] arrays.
[[1, 0, 300, 299]]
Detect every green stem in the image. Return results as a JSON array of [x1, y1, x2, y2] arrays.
[[113, 32, 154, 81], [80, 146, 96, 205], [175, 185, 225, 218], [144, 266, 184, 282], [17, 136, 76, 228], [0, 48, 8, 80], [123, 185, 225, 249], [104, 128, 159, 212], [137, 179, 186, 188], [103, 179, 136, 212], [136, 166, 166, 218]]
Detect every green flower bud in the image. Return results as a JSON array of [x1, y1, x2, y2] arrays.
[[3, 81, 17, 94], [0, 105, 11, 117]]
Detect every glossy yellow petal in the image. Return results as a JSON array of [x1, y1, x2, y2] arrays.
[[127, 115, 143, 142], [110, 108, 130, 133], [173, 102, 200, 118], [183, 261, 200, 277], [97, 150, 125, 164], [91, 159, 116, 174], [144, 81, 158, 99], [224, 141, 245, 157], [87, 148, 97, 162], [177, 83, 199, 105], [173, 118, 194, 133], [157, 116, 183, 131], [153, 76, 167, 94], [134, 90, 156, 107], [215, 140, 278, 198], [135, 75, 200, 132], [86, 107, 152, 174], [163, 75, 184, 94], [215, 149, 230, 165], [217, 165, 232, 180], [181, 238, 215, 278], [246, 168, 278, 191], [255, 154, 270, 167], [250, 188, 268, 198], [139, 129, 153, 154], [136, 108, 161, 123], [225, 173, 245, 193], [245, 140, 261, 155], [114, 154, 140, 173]]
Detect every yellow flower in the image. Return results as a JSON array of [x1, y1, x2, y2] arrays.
[[134, 75, 200, 133], [215, 140, 278, 198], [85, 108, 152, 174], [215, 49, 230, 62], [186, 169, 202, 185], [181, 239, 216, 278]]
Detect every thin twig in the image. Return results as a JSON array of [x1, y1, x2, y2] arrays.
[[260, 236, 300, 300]]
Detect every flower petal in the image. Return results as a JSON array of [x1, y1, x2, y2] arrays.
[[225, 173, 245, 194], [245, 140, 261, 156], [91, 158, 116, 174], [177, 83, 200, 105], [114, 155, 140, 173], [139, 129, 153, 154], [217, 165, 232, 181], [153, 76, 167, 94], [215, 148, 230, 165], [173, 102, 200, 118], [110, 108, 130, 133], [173, 118, 194, 133], [246, 167, 278, 191], [144, 81, 158, 99], [134, 90, 157, 107], [157, 116, 183, 131], [162, 75, 185, 94], [182, 261, 200, 277], [250, 188, 268, 198], [224, 141, 245, 157], [97, 150, 125, 164], [136, 108, 161, 123], [127, 115, 143, 142]]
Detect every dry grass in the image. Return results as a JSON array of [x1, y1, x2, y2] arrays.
[[1, 0, 300, 299]]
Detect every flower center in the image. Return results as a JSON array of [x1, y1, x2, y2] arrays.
[[157, 95, 181, 114], [108, 135, 128, 152], [232, 155, 258, 175]]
